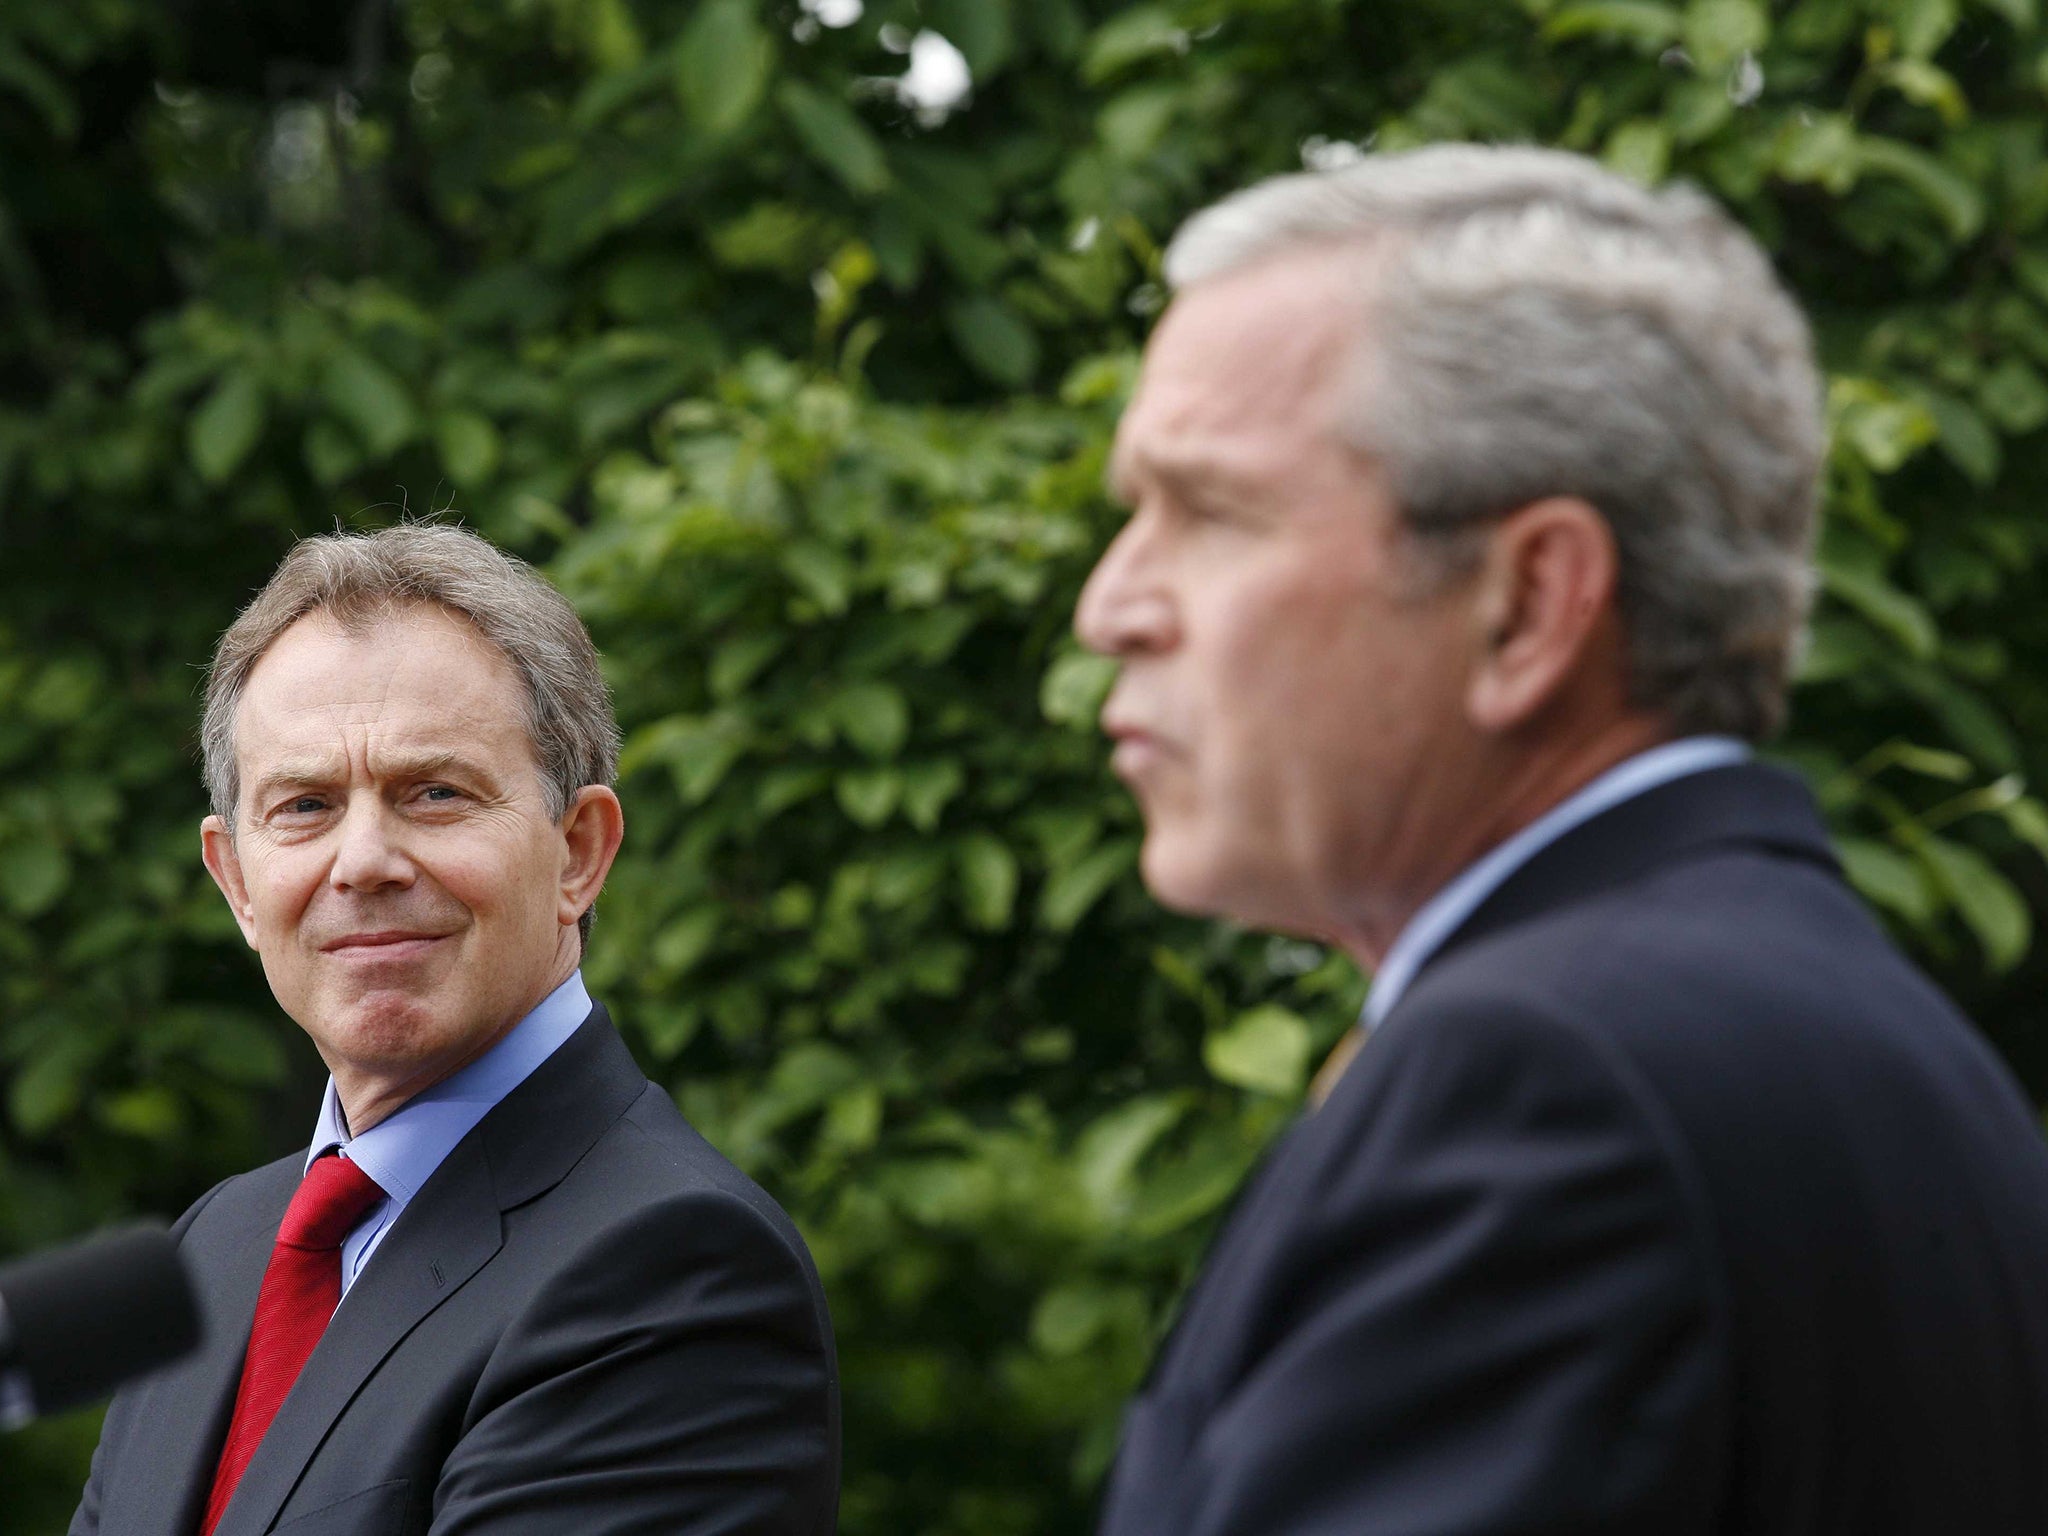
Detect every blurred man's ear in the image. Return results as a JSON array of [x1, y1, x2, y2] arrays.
[[1463, 497, 1623, 733], [199, 814, 260, 949]]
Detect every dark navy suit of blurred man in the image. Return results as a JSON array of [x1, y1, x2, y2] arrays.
[[1077, 145, 2048, 1534]]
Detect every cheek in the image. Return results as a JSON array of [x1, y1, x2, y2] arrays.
[[245, 856, 322, 937]]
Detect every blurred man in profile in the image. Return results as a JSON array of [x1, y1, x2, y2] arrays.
[[74, 525, 837, 1536], [1078, 146, 2048, 1534]]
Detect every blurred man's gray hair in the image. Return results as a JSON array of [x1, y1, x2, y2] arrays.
[[200, 523, 620, 934], [1166, 144, 1825, 742]]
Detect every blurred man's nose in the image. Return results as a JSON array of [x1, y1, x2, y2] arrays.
[[1075, 514, 1178, 658]]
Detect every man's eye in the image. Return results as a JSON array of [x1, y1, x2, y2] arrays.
[[286, 797, 326, 815], [421, 785, 462, 802]]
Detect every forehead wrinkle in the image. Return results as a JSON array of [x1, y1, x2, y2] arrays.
[[245, 744, 502, 798]]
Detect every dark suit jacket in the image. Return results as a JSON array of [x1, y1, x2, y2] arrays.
[[72, 1005, 838, 1536], [1100, 763, 2048, 1535]]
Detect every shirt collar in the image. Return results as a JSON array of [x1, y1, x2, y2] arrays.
[[1362, 737, 1751, 1030], [307, 969, 593, 1203]]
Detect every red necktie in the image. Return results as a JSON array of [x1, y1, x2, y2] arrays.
[[201, 1153, 385, 1536]]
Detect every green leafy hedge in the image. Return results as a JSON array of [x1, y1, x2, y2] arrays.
[[8, 0, 2048, 1529]]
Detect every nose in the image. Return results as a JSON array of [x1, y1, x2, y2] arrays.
[[1075, 511, 1178, 657], [328, 798, 416, 893]]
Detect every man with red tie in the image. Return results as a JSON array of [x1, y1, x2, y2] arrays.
[[71, 524, 838, 1535]]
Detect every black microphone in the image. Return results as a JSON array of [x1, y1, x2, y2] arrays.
[[0, 1224, 201, 1427]]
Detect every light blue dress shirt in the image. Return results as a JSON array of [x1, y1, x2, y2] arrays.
[[308, 970, 593, 1295], [1362, 737, 1751, 1031]]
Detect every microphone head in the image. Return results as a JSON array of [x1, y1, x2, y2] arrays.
[[0, 1224, 201, 1418]]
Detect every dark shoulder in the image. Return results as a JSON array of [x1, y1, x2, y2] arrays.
[[1393, 839, 2043, 1193], [522, 1081, 823, 1286], [1407, 840, 1950, 1065], [177, 1151, 301, 1236]]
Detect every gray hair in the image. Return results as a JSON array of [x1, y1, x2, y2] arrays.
[[200, 523, 620, 939], [1166, 144, 1825, 742]]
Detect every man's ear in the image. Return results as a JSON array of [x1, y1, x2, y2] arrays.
[[199, 814, 261, 949], [1464, 497, 1622, 733], [558, 786, 626, 930]]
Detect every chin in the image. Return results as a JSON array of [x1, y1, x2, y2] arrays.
[[1139, 831, 1321, 935], [1141, 833, 1249, 921], [319, 989, 446, 1066]]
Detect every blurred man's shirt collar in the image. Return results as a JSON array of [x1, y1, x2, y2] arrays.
[[1363, 737, 1752, 1031]]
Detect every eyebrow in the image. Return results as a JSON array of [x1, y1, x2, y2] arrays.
[[249, 749, 498, 802], [1106, 444, 1266, 511]]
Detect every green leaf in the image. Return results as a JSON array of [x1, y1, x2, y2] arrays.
[[1203, 1005, 1313, 1096], [837, 767, 902, 826], [1073, 1093, 1187, 1211], [1836, 836, 1935, 926], [1682, 0, 1768, 69], [1129, 1127, 1256, 1237], [782, 540, 854, 614], [621, 714, 752, 803], [1082, 7, 1186, 83], [836, 680, 911, 758], [9, 1046, 82, 1136], [1820, 566, 1939, 658], [1542, 1, 1683, 47], [1882, 741, 1976, 781], [1098, 85, 1179, 164], [1914, 389, 2001, 486], [946, 295, 1039, 386], [765, 1041, 863, 1115], [1666, 77, 1734, 144], [653, 906, 722, 977], [1855, 137, 1986, 242], [1832, 380, 1939, 472], [2005, 797, 2048, 860], [434, 410, 501, 484], [1604, 119, 1671, 184], [96, 1086, 185, 1142], [674, 0, 772, 136], [187, 370, 267, 484], [1919, 835, 2031, 969], [1040, 651, 1118, 727], [931, 0, 1016, 75], [820, 1082, 883, 1153], [1882, 59, 1968, 125], [303, 419, 363, 486], [1978, 358, 2048, 434], [1039, 840, 1135, 929], [1775, 113, 1859, 192], [957, 832, 1019, 929], [709, 633, 784, 699], [1032, 1282, 1115, 1356], [322, 350, 417, 458], [901, 759, 966, 832], [1895, 0, 1959, 57], [0, 836, 68, 918], [779, 81, 890, 197]]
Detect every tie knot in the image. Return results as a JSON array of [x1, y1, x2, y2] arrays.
[[278, 1154, 385, 1250]]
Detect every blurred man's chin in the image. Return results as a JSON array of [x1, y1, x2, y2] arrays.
[[1139, 835, 1248, 922]]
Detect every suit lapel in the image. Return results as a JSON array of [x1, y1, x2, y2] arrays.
[[208, 1005, 648, 1536], [212, 1138, 502, 1536], [104, 1163, 295, 1536]]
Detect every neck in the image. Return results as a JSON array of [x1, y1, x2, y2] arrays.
[[330, 950, 580, 1135], [1326, 712, 1673, 969]]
